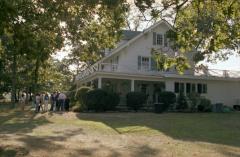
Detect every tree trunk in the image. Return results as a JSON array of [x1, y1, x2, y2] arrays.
[[11, 53, 17, 107], [33, 58, 40, 95], [17, 89, 20, 102]]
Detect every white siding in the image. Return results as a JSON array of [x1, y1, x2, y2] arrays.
[[103, 22, 194, 75], [165, 78, 240, 106]]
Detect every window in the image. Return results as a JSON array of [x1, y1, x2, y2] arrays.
[[203, 84, 207, 93], [197, 83, 207, 94], [186, 83, 191, 93], [197, 83, 202, 94], [174, 82, 184, 93], [153, 32, 169, 46], [156, 34, 163, 45], [141, 57, 150, 71], [174, 82, 179, 93], [138, 56, 150, 71], [192, 84, 196, 92]]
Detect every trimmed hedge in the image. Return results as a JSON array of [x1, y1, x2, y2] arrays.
[[155, 91, 176, 113], [105, 92, 120, 110], [126, 92, 146, 111], [187, 92, 201, 112], [176, 92, 188, 111], [86, 89, 120, 112], [75, 86, 92, 110], [197, 97, 212, 112]]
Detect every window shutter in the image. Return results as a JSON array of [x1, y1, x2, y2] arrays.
[[138, 56, 141, 70], [153, 32, 156, 45], [164, 34, 168, 47], [151, 57, 157, 71]]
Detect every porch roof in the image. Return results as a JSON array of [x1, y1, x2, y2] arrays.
[[76, 70, 240, 84]]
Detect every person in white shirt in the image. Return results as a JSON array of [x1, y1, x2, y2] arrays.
[[20, 93, 26, 111], [35, 94, 41, 113], [44, 93, 49, 112], [58, 93, 66, 111]]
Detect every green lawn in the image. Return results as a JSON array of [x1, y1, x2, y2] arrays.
[[0, 106, 240, 157]]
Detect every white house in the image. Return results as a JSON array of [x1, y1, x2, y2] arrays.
[[75, 20, 240, 107]]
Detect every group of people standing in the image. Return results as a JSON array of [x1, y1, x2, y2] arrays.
[[35, 92, 70, 113]]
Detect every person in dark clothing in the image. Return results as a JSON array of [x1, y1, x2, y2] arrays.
[[64, 97, 70, 111], [50, 93, 55, 111], [55, 92, 60, 111]]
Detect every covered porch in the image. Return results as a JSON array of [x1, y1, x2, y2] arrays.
[[80, 74, 167, 108]]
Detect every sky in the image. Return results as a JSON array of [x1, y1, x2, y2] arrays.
[[203, 55, 240, 71]]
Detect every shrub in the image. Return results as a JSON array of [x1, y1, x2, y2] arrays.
[[86, 89, 120, 112], [233, 105, 240, 111], [105, 92, 120, 110], [197, 97, 212, 112], [86, 89, 107, 111], [126, 92, 146, 111], [75, 86, 92, 110], [187, 92, 201, 112], [176, 92, 188, 111], [222, 106, 234, 113], [155, 91, 176, 113]]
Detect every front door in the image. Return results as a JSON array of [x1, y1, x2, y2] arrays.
[[153, 82, 165, 103]]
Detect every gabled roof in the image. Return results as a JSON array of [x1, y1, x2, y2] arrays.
[[99, 20, 174, 62], [122, 30, 142, 40]]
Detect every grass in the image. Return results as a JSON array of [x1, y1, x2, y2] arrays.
[[0, 105, 240, 157]]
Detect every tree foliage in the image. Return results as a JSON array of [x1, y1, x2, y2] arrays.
[[139, 0, 240, 71], [0, 0, 128, 102]]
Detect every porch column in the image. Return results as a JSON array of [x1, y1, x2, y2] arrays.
[[98, 77, 102, 89], [131, 79, 135, 91], [165, 80, 174, 92]]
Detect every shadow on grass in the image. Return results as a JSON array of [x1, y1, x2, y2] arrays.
[[76, 112, 240, 148], [69, 144, 160, 157], [0, 107, 52, 156], [0, 109, 50, 134], [0, 145, 29, 157]]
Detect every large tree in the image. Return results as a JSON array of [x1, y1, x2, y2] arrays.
[[0, 0, 128, 104]]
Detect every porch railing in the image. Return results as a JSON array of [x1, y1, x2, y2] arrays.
[[76, 63, 119, 80], [195, 68, 240, 78], [76, 63, 240, 81]]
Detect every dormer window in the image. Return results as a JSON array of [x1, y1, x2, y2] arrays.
[[156, 34, 163, 45], [153, 32, 168, 47]]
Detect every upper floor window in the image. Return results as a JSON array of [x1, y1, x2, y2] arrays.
[[153, 32, 168, 47], [138, 56, 150, 71], [141, 57, 150, 71], [156, 34, 163, 45]]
